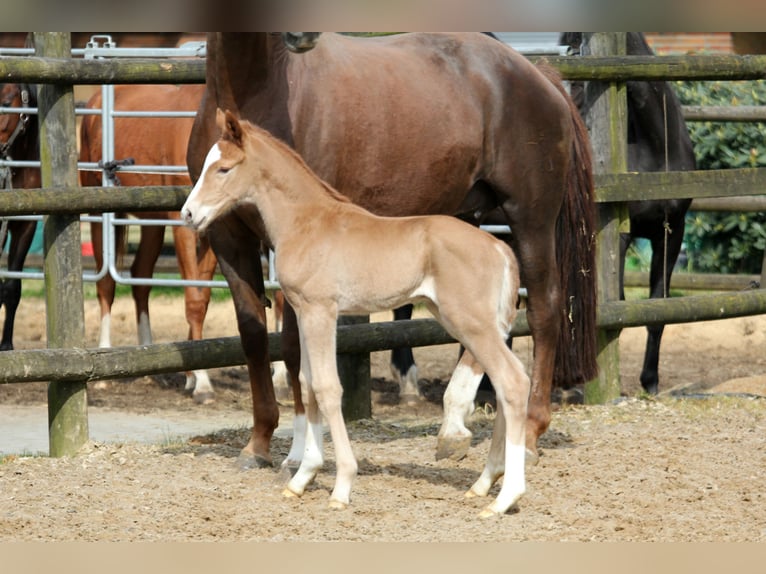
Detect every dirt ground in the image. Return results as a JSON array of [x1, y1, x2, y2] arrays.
[[1, 292, 766, 541]]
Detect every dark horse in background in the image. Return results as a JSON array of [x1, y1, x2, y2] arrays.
[[560, 32, 695, 394], [187, 32, 597, 469], [0, 81, 39, 351]]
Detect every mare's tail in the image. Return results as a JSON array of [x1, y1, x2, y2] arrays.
[[538, 63, 599, 386]]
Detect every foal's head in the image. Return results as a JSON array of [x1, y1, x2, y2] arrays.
[[181, 109, 266, 232]]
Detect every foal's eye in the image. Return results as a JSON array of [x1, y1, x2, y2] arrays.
[[217, 166, 231, 175]]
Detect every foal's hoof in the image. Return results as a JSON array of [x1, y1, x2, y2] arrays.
[[282, 487, 301, 500], [193, 391, 215, 405], [236, 452, 273, 471], [435, 435, 471, 461], [328, 499, 348, 510], [478, 503, 519, 519]]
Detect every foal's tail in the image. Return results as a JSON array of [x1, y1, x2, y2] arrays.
[[539, 63, 599, 386]]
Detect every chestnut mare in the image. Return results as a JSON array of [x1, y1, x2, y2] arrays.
[[80, 83, 220, 403], [186, 32, 597, 469], [0, 82, 39, 351], [184, 110, 530, 516]]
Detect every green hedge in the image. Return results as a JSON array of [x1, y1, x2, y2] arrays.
[[676, 79, 766, 274]]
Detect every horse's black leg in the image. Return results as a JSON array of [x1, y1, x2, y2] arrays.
[[390, 304, 419, 401], [0, 222, 36, 351], [640, 226, 685, 395], [619, 231, 633, 301]]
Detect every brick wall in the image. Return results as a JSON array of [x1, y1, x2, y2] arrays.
[[644, 33, 733, 54]]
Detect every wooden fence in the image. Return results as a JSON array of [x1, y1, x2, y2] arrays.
[[3, 32, 766, 454]]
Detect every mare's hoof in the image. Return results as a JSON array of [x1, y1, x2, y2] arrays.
[[435, 435, 471, 461], [328, 499, 348, 510], [525, 448, 540, 467], [193, 391, 215, 405], [236, 452, 273, 471]]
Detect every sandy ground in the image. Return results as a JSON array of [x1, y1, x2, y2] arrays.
[[1, 291, 766, 541]]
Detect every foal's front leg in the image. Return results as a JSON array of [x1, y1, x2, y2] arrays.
[[283, 306, 358, 509]]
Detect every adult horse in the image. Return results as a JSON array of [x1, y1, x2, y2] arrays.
[[80, 82, 220, 403], [0, 81, 39, 351], [560, 32, 695, 394], [187, 32, 597, 468]]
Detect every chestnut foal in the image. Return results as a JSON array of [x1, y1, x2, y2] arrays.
[[182, 110, 530, 517]]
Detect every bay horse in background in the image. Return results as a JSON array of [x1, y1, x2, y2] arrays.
[[560, 32, 695, 394], [0, 81, 40, 351], [187, 33, 597, 470], [79, 82, 221, 403], [183, 110, 531, 516]]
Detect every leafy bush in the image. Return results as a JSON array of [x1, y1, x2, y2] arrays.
[[675, 79, 766, 274]]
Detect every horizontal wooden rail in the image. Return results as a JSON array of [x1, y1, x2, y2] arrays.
[[0, 186, 189, 215], [625, 271, 760, 292], [3, 288, 766, 385], [534, 54, 766, 81], [0, 52, 765, 87], [683, 105, 766, 122], [595, 168, 766, 203], [0, 57, 205, 84], [3, 169, 766, 217]]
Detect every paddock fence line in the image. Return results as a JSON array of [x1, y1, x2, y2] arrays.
[[2, 33, 766, 454]]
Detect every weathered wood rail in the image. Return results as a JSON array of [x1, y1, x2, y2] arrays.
[[3, 33, 766, 455]]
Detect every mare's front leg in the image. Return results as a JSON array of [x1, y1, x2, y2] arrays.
[[208, 216, 278, 468], [283, 305, 358, 509]]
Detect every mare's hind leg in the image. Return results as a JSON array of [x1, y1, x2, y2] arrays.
[[507, 223, 560, 464]]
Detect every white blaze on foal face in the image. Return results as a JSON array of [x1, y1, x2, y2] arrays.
[[182, 143, 227, 231]]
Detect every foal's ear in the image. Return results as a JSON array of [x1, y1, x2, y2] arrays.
[[217, 108, 245, 148]]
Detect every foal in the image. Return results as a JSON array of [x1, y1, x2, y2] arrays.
[[182, 110, 531, 517]]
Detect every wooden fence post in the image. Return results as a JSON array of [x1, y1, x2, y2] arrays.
[[35, 32, 89, 456], [582, 33, 627, 403], [337, 315, 372, 420]]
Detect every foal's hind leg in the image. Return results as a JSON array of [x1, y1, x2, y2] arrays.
[[463, 344, 530, 517], [436, 351, 484, 461]]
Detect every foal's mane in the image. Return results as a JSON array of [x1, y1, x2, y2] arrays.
[[243, 121, 353, 204]]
